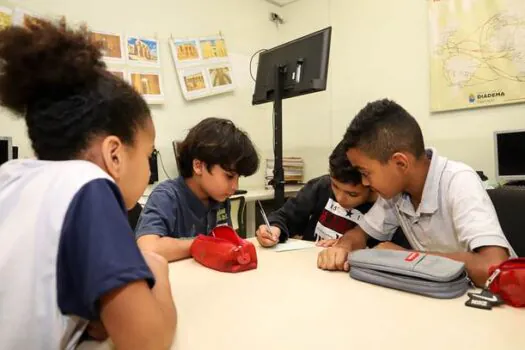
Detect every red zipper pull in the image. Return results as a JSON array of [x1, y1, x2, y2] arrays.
[[234, 245, 250, 265]]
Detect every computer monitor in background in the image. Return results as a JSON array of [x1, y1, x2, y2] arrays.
[[0, 137, 13, 166], [252, 27, 332, 206], [252, 27, 331, 105], [494, 129, 525, 185]]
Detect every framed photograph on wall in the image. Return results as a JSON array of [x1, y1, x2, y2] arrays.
[[170, 34, 235, 101], [90, 31, 125, 62], [199, 36, 229, 61], [128, 71, 164, 104], [108, 68, 127, 82], [126, 36, 160, 67], [177, 67, 210, 100], [170, 38, 201, 66], [207, 64, 235, 94], [12, 8, 40, 28], [0, 7, 13, 30]]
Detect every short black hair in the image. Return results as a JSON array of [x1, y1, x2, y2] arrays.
[[178, 117, 259, 178], [329, 141, 362, 184], [343, 99, 425, 163], [0, 19, 150, 160]]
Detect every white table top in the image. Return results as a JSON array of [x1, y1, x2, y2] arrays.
[[80, 241, 525, 350]]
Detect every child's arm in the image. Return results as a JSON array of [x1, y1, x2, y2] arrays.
[[100, 252, 176, 350], [137, 234, 193, 262], [445, 171, 512, 286], [317, 225, 368, 271], [318, 196, 400, 271], [267, 177, 325, 241], [135, 185, 194, 262]]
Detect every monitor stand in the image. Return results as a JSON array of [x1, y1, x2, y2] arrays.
[[270, 65, 287, 208]]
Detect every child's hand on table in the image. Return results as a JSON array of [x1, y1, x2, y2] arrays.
[[256, 225, 281, 247]]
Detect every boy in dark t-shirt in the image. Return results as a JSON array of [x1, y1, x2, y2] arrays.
[[256, 141, 375, 247]]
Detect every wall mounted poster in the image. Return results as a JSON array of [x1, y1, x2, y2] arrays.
[[129, 71, 164, 104], [91, 31, 124, 62], [127, 36, 160, 66], [170, 35, 235, 100], [429, 0, 525, 111], [13, 8, 40, 28], [179, 67, 209, 100], [108, 68, 127, 81], [0, 7, 13, 29]]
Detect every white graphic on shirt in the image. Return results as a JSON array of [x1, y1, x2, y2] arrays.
[[314, 198, 365, 241]]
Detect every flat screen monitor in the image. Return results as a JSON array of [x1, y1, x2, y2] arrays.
[[252, 27, 331, 105], [494, 129, 525, 182]]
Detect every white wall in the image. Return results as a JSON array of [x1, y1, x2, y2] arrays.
[[0, 0, 285, 188], [2, 0, 521, 186], [282, 0, 525, 181]]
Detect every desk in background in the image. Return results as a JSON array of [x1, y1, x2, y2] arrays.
[[79, 240, 525, 350], [138, 184, 156, 206]]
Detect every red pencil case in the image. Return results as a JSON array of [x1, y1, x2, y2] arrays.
[[190, 225, 258, 273], [488, 258, 525, 307]]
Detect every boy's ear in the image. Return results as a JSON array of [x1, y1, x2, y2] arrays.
[[391, 152, 409, 172], [193, 159, 204, 175]]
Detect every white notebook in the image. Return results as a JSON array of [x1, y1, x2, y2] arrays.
[[268, 239, 316, 252]]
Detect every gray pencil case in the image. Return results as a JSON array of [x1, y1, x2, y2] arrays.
[[348, 249, 470, 299]]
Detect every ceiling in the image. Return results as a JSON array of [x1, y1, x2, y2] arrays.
[[263, 0, 302, 7]]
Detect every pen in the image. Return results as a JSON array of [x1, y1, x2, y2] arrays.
[[257, 200, 275, 240]]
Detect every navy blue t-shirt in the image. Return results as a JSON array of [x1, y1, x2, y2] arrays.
[[135, 176, 231, 239], [57, 179, 154, 321]]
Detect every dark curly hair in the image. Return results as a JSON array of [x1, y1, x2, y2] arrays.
[[177, 117, 259, 178], [0, 18, 150, 160], [343, 99, 425, 163], [329, 140, 362, 184]]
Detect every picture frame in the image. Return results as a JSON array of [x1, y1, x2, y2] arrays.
[[12, 8, 40, 28], [170, 38, 201, 66], [199, 36, 229, 61], [0, 6, 13, 29], [128, 71, 164, 104], [90, 31, 125, 62], [108, 68, 127, 82], [177, 67, 210, 100], [126, 36, 160, 67], [207, 64, 235, 94]]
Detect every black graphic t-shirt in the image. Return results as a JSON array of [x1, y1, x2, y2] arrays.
[[267, 175, 373, 242]]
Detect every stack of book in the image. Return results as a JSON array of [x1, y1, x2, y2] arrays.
[[264, 157, 304, 189]]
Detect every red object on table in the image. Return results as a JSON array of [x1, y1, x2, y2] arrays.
[[190, 225, 258, 273], [489, 258, 525, 307]]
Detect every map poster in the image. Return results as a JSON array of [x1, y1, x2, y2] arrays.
[[429, 0, 525, 112]]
